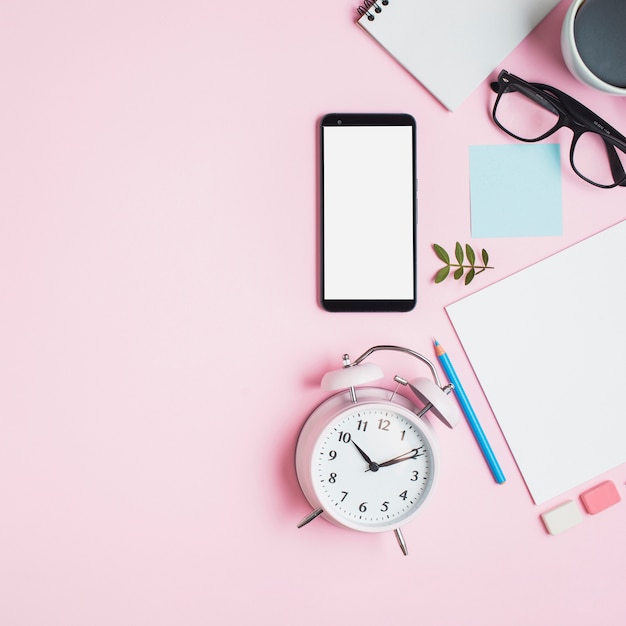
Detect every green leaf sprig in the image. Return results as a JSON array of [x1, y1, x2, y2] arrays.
[[433, 242, 494, 285]]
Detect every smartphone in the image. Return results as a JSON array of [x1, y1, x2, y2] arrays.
[[319, 113, 417, 312]]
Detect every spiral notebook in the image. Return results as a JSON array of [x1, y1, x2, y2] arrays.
[[356, 0, 560, 111]]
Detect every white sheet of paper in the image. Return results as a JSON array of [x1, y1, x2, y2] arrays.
[[446, 221, 626, 504]]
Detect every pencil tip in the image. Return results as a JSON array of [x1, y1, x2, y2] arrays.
[[432, 337, 439, 346]]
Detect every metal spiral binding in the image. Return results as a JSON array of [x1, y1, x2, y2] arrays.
[[357, 0, 389, 21]]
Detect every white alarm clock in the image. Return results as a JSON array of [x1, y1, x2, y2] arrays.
[[295, 345, 460, 555]]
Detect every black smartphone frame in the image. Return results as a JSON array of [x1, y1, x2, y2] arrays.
[[319, 113, 417, 312]]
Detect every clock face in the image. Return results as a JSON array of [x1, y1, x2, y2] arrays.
[[311, 403, 436, 531]]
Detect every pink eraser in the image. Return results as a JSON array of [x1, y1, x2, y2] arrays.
[[580, 480, 621, 515], [541, 500, 582, 535]]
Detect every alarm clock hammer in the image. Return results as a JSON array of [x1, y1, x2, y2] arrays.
[[295, 345, 462, 555]]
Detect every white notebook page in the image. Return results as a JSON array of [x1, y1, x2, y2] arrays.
[[357, 0, 560, 111]]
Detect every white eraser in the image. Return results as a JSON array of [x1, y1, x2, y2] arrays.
[[541, 500, 583, 535]]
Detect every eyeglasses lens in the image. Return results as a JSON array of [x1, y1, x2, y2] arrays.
[[494, 86, 559, 141], [572, 132, 626, 187]]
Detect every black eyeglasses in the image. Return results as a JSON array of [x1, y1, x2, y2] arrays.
[[490, 70, 626, 189]]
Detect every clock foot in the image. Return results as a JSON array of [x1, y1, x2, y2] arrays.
[[394, 528, 408, 556], [297, 507, 324, 528]]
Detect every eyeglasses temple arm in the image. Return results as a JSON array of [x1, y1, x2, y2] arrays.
[[541, 84, 626, 148], [605, 141, 626, 186]]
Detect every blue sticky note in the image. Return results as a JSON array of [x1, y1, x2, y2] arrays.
[[469, 144, 562, 238]]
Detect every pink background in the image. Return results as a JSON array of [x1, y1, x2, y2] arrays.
[[1, 1, 625, 624]]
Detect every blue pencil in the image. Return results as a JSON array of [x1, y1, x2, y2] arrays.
[[433, 338, 506, 484]]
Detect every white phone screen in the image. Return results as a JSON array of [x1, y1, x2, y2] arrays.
[[321, 115, 416, 311]]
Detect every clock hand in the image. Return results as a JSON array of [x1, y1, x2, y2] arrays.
[[352, 441, 380, 472], [378, 448, 424, 468]]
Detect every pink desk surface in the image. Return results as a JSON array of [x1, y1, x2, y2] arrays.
[[1, 1, 625, 624]]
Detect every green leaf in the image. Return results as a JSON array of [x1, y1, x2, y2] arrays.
[[434, 265, 450, 283], [455, 242, 464, 265], [432, 242, 493, 286], [433, 244, 450, 264]]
